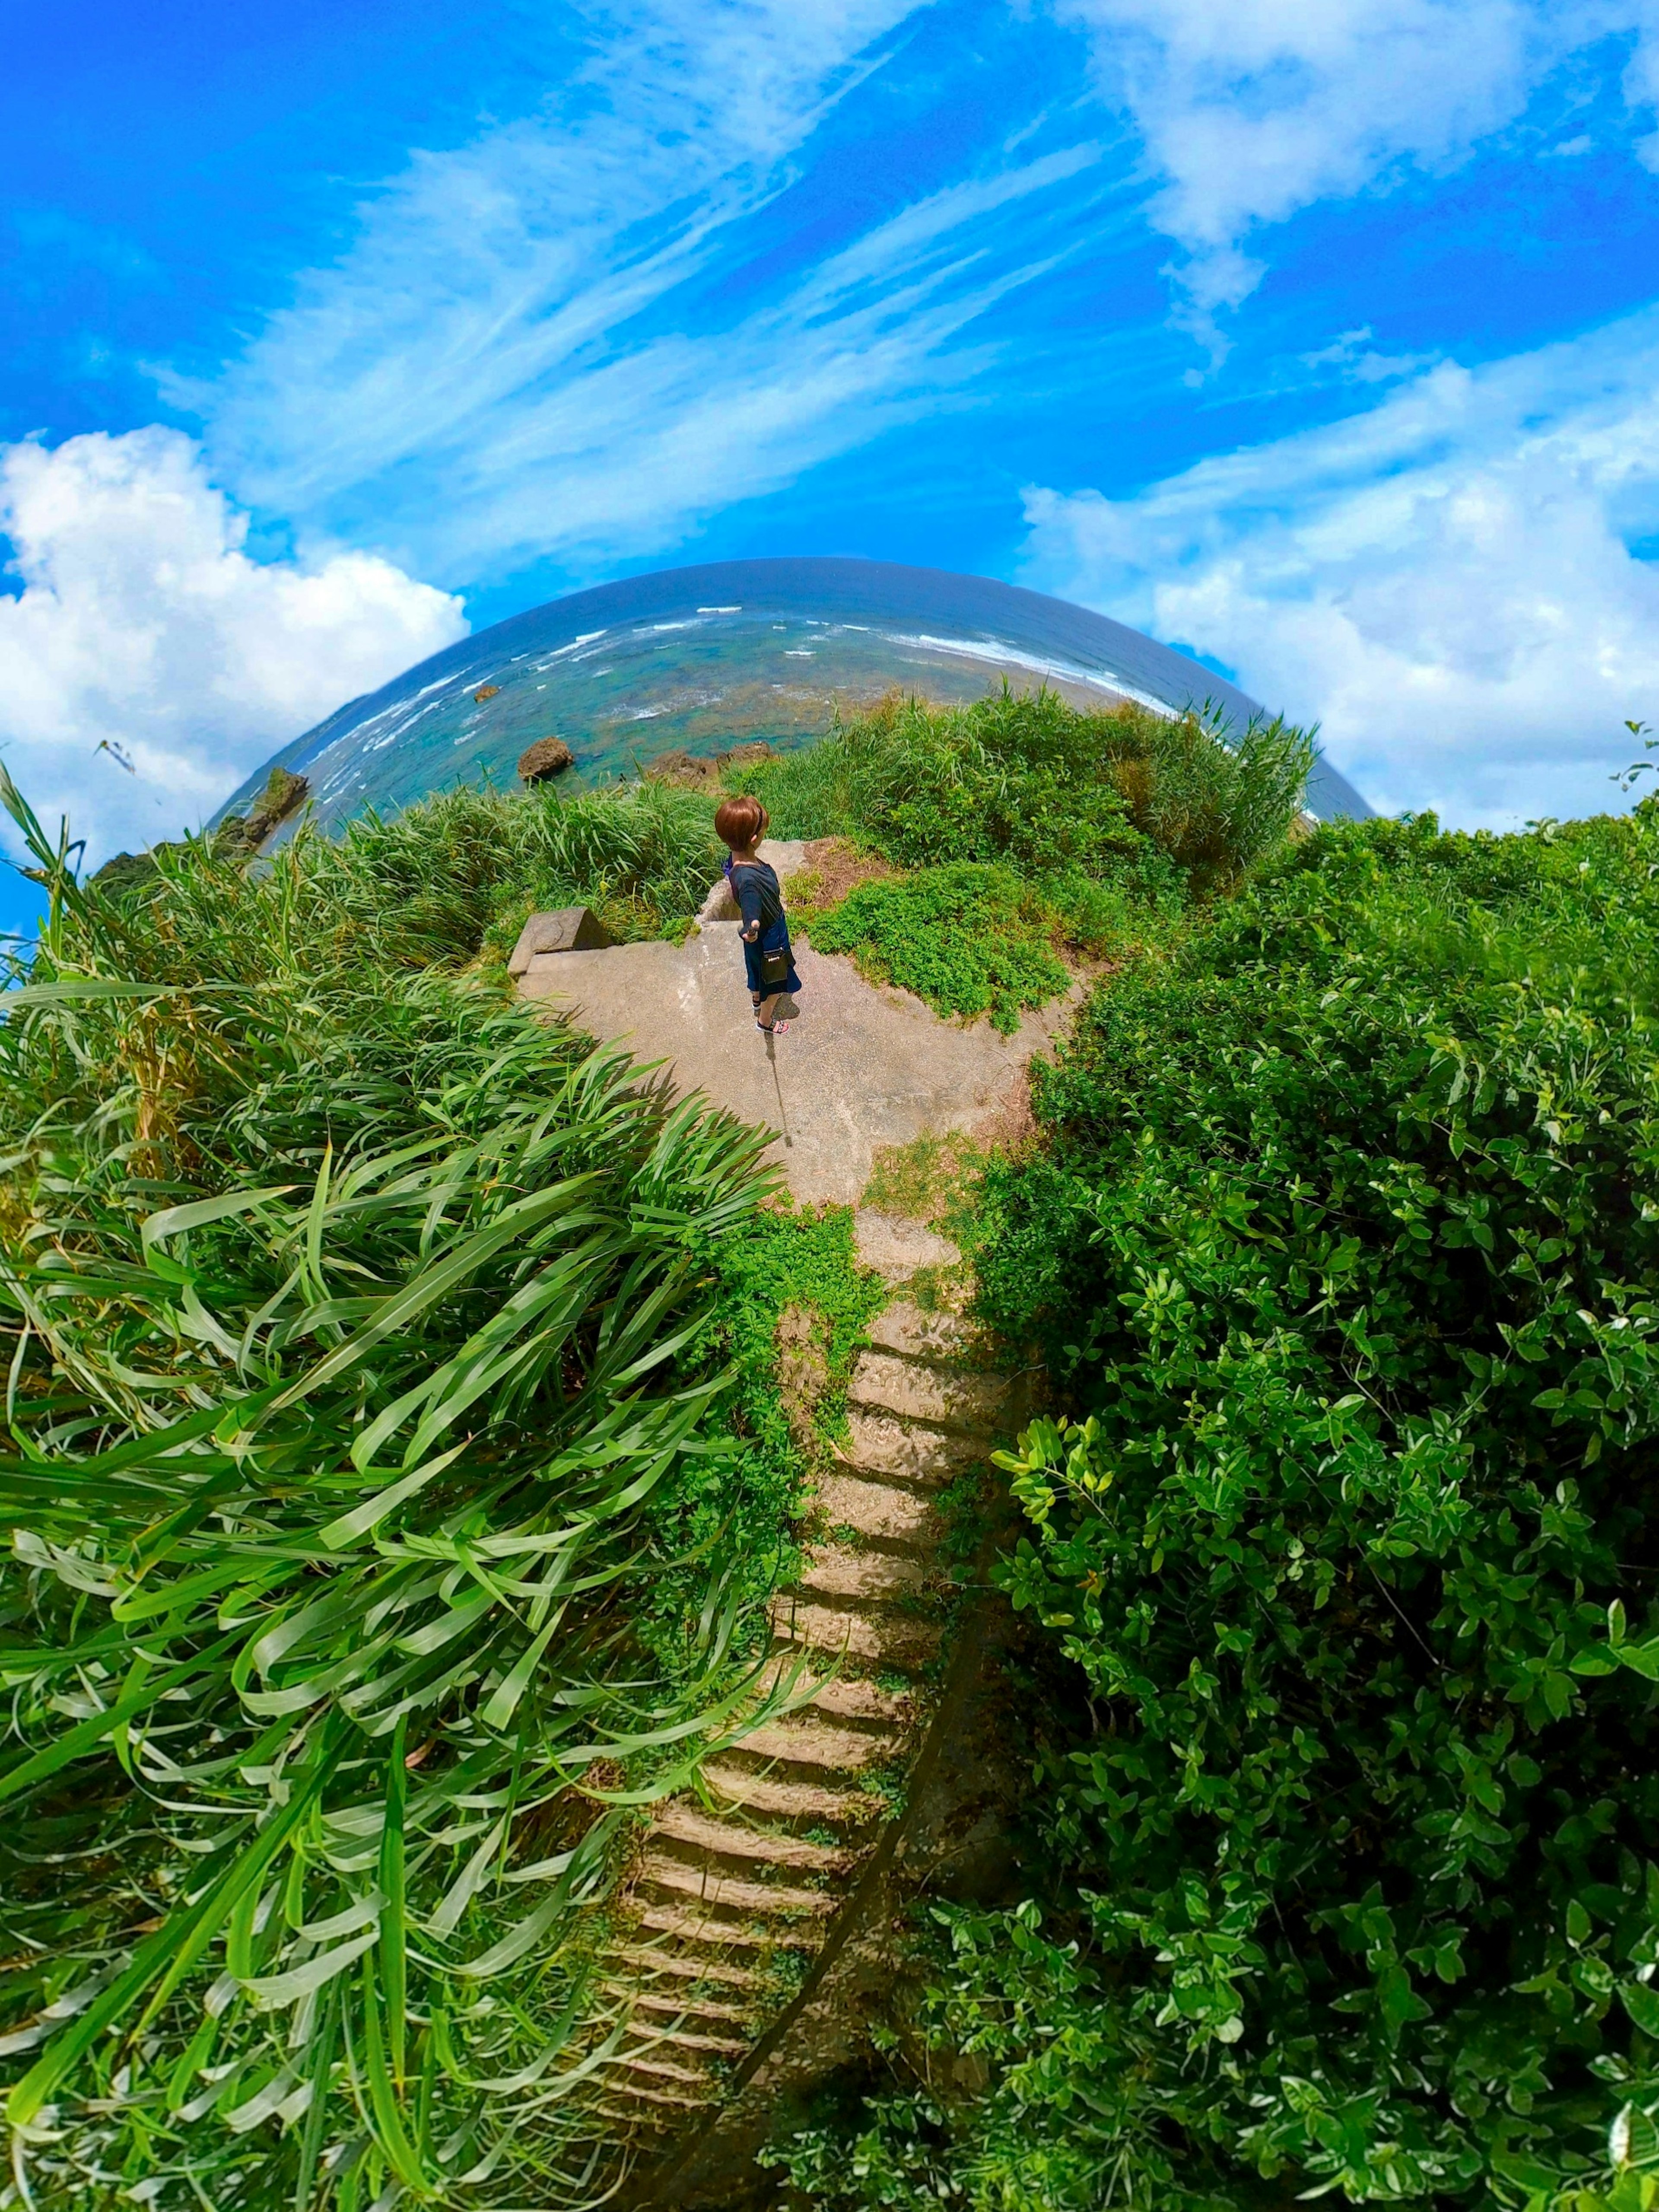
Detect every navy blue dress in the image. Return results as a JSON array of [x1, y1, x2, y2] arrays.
[[730, 860, 801, 997]]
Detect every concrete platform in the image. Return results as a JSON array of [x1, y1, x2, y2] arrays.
[[516, 920, 1079, 1206]]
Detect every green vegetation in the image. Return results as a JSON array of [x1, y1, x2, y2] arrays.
[[804, 863, 1071, 1034], [749, 684, 1311, 897], [40, 669, 1637, 2212], [95, 774, 722, 964], [0, 772, 857, 2209], [750, 685, 1310, 1031], [659, 1203, 888, 1633], [775, 806, 1659, 2212]]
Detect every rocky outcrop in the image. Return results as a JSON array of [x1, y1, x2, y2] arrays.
[[218, 768, 310, 854], [93, 768, 311, 899], [644, 742, 776, 788], [518, 735, 575, 783]]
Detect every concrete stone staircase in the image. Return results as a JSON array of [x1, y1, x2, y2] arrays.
[[585, 1299, 1027, 2145]]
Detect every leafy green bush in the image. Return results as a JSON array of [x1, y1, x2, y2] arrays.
[[777, 808, 1659, 2211], [748, 685, 1309, 896], [0, 775, 799, 2209], [804, 863, 1072, 1034]]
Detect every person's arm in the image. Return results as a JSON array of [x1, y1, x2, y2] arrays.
[[734, 868, 765, 942]]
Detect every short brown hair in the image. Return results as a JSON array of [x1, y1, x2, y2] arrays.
[[714, 794, 767, 849]]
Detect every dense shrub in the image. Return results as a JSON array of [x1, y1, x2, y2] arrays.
[[750, 686, 1309, 897], [778, 809, 1659, 2210]]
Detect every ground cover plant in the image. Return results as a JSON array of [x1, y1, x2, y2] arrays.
[[775, 805, 1659, 2212], [0, 773, 865, 2210], [801, 864, 1071, 1034]]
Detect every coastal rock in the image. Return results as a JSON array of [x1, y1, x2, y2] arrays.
[[98, 767, 312, 896], [231, 767, 310, 850], [518, 736, 574, 783], [643, 739, 775, 789], [643, 747, 716, 786], [715, 741, 775, 774]]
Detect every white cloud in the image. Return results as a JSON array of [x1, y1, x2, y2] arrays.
[[0, 428, 466, 872], [1020, 308, 1659, 826], [178, 0, 1100, 582], [1054, 0, 1659, 332]]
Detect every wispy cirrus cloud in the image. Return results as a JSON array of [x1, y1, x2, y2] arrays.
[[177, 0, 1106, 583], [1022, 306, 1659, 824], [206, 138, 1101, 584]]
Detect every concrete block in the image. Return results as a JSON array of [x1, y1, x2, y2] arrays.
[[507, 906, 615, 976]]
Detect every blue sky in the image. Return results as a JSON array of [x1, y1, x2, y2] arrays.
[[6, 0, 1659, 936]]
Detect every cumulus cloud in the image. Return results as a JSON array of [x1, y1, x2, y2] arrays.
[[0, 427, 466, 875], [1020, 308, 1659, 826], [180, 0, 1101, 582], [1055, 0, 1659, 332]]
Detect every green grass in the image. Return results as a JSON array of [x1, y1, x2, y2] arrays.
[[803, 863, 1072, 1034], [96, 774, 724, 969], [0, 770, 805, 2209]]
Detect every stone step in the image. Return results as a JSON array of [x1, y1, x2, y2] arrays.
[[866, 1303, 994, 1365], [636, 1853, 836, 1918], [798, 1547, 936, 1603], [769, 1596, 941, 1668], [594, 2084, 705, 2116], [842, 1408, 989, 1485], [756, 1661, 912, 1726], [620, 1987, 756, 2027], [654, 1801, 846, 1872], [636, 2023, 749, 2056], [699, 1760, 878, 1827], [632, 1903, 794, 1951], [730, 1712, 901, 1772], [812, 1470, 941, 1545], [609, 1944, 764, 1990], [613, 2050, 714, 2089], [585, 1301, 1032, 2144], [849, 1350, 1017, 1432]]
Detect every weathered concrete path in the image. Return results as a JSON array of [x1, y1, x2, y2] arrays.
[[516, 876, 1079, 1205]]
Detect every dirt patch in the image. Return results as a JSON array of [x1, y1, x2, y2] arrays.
[[861, 1131, 985, 1225], [791, 837, 897, 915], [967, 1071, 1039, 1157]]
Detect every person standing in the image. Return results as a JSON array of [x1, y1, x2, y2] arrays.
[[714, 795, 800, 1034]]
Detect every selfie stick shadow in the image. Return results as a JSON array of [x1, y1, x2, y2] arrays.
[[765, 1030, 792, 1147]]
